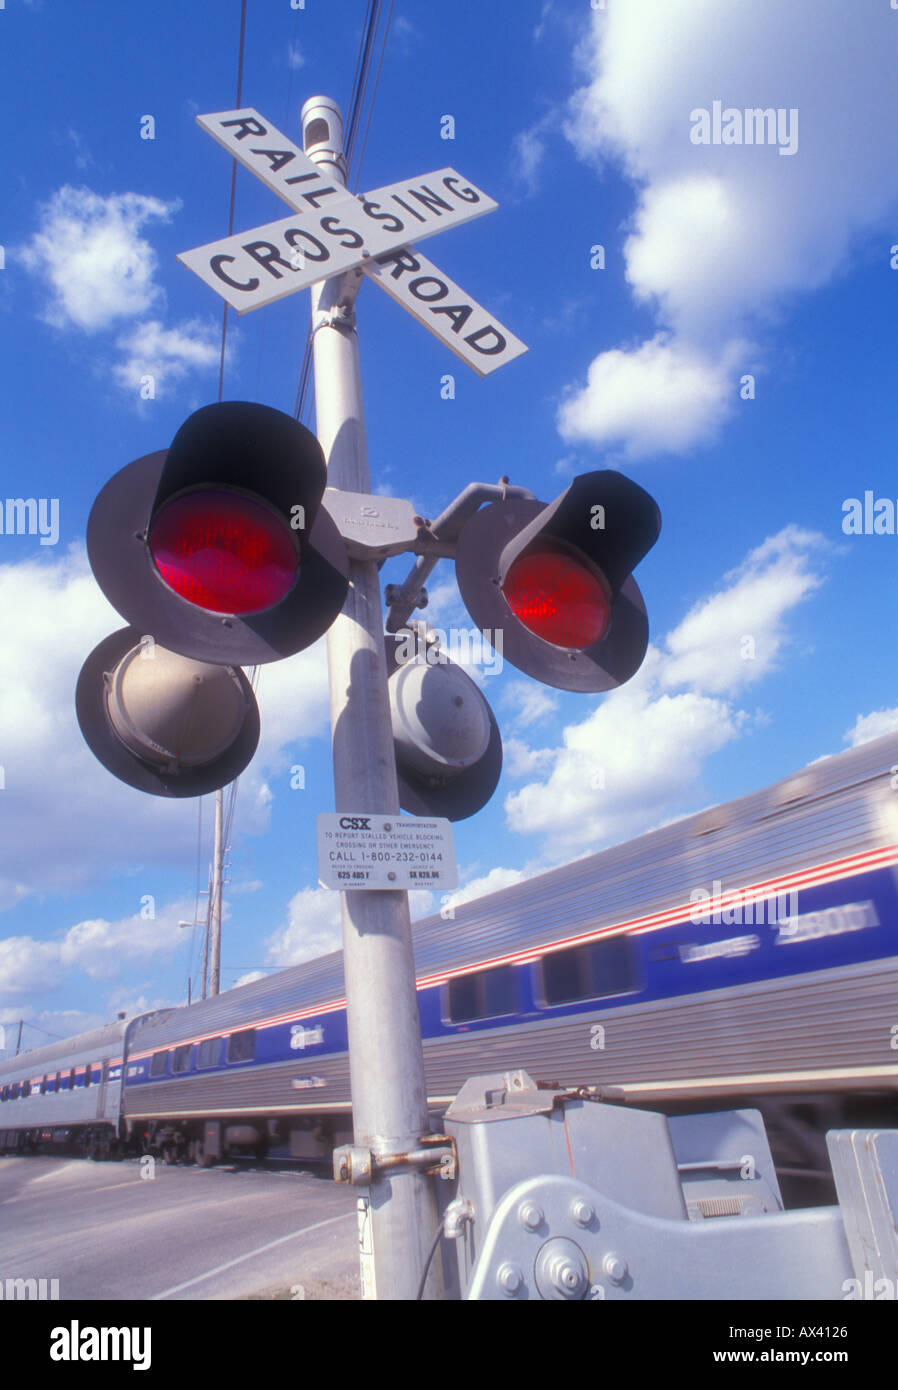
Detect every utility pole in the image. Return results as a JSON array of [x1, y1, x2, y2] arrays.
[[201, 874, 211, 1001], [303, 95, 443, 1300], [15, 1019, 23, 1055], [208, 786, 224, 997]]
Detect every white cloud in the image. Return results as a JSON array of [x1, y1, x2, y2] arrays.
[[660, 526, 826, 694], [0, 880, 30, 912], [502, 736, 557, 780], [113, 317, 219, 393], [511, 113, 556, 196], [501, 680, 559, 729], [505, 526, 826, 856], [558, 333, 742, 458], [229, 879, 264, 896], [21, 186, 180, 332], [505, 658, 745, 856], [266, 885, 438, 968], [0, 937, 62, 997], [58, 900, 193, 980], [444, 866, 530, 910], [232, 970, 269, 988], [419, 575, 468, 632], [0, 899, 193, 1002], [20, 186, 216, 396], [287, 42, 306, 70], [266, 887, 343, 967], [844, 706, 898, 749], [560, 0, 898, 456]]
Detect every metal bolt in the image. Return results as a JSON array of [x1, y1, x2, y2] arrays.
[[387, 871, 396, 881], [383, 823, 392, 832], [497, 1263, 523, 1295], [519, 1201, 544, 1231], [571, 1198, 595, 1228], [548, 1255, 582, 1294], [534, 1238, 590, 1300], [602, 1252, 628, 1284]]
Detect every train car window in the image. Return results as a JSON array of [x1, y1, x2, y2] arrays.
[[540, 936, 637, 1006], [22, 1080, 31, 1098], [197, 1037, 222, 1069], [446, 966, 517, 1023], [10, 1083, 19, 1100], [226, 1029, 256, 1063], [149, 1051, 170, 1078], [84, 1065, 91, 1088], [40, 1075, 48, 1095], [172, 1044, 193, 1073], [55, 1072, 61, 1091], [1, 1085, 7, 1102]]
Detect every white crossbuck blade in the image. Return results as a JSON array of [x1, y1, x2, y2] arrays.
[[178, 107, 527, 376]]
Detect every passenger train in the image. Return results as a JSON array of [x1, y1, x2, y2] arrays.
[[2, 732, 897, 1180]]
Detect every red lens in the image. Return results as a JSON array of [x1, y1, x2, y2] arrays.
[[502, 548, 610, 649], [148, 490, 298, 615]]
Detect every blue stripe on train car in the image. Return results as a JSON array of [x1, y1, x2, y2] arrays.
[[123, 1010, 349, 1087], [120, 865, 897, 1086]]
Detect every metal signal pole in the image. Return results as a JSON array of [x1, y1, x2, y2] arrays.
[[302, 96, 443, 1301]]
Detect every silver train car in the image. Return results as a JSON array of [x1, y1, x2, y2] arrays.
[[3, 732, 898, 1177], [0, 1018, 128, 1158]]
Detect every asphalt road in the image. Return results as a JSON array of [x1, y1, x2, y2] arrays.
[[0, 1153, 360, 1300]]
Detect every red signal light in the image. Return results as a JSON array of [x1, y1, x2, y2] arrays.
[[502, 548, 611, 649], [147, 489, 298, 615]]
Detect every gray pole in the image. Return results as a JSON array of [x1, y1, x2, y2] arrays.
[[201, 880, 211, 1001], [302, 95, 442, 1300], [15, 1019, 23, 1055], [209, 787, 223, 997]]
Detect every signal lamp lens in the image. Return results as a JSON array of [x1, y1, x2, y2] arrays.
[[502, 548, 611, 649], [148, 490, 298, 615]]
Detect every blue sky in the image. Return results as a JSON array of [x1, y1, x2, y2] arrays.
[[2, 0, 898, 1051]]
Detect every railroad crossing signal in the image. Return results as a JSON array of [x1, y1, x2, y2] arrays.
[[385, 632, 502, 821], [76, 401, 348, 796], [454, 471, 661, 693], [177, 108, 528, 376], [84, 401, 348, 667], [76, 629, 260, 798]]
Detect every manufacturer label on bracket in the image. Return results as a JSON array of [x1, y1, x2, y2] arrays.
[[321, 489, 420, 559]]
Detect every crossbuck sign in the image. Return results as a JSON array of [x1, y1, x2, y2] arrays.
[[178, 108, 527, 375]]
